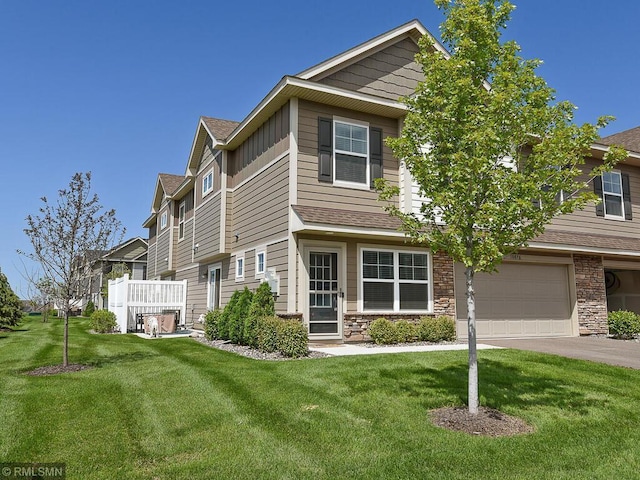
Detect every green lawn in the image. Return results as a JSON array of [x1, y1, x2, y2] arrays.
[[1, 316, 639, 479]]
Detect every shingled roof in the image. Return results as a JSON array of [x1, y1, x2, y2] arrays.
[[158, 173, 184, 197], [292, 205, 402, 231], [600, 126, 640, 154], [202, 116, 240, 142]]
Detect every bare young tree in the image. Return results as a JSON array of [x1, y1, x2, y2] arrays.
[[22, 172, 124, 367]]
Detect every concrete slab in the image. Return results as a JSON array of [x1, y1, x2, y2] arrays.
[[309, 343, 501, 356], [483, 336, 640, 369]]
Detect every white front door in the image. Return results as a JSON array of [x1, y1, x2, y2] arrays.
[[207, 265, 222, 311]]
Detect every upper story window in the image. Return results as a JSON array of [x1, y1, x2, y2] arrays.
[[178, 201, 186, 240], [318, 117, 383, 189], [202, 170, 213, 196], [160, 211, 168, 230], [595, 171, 632, 221], [360, 248, 431, 313], [235, 256, 244, 281]]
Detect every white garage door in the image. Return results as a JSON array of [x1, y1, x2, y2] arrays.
[[455, 262, 573, 339]]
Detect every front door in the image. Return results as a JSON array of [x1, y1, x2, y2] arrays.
[[208, 265, 221, 311], [308, 251, 340, 336]]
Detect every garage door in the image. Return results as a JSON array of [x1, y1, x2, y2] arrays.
[[455, 262, 573, 339]]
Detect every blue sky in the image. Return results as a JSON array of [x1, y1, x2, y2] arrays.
[[1, 0, 639, 296]]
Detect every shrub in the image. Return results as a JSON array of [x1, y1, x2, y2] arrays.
[[395, 320, 417, 343], [418, 316, 456, 342], [245, 282, 275, 348], [256, 316, 281, 353], [608, 310, 640, 339], [218, 290, 240, 340], [0, 271, 23, 328], [368, 318, 398, 344], [83, 300, 95, 317], [91, 310, 117, 333], [277, 320, 308, 358], [228, 287, 253, 345], [204, 309, 222, 340]]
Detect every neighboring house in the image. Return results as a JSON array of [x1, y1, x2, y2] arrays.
[[75, 237, 148, 310], [143, 19, 638, 341]]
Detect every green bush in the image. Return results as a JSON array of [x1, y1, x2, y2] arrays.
[[0, 271, 23, 328], [229, 287, 253, 345], [368, 318, 398, 344], [418, 316, 457, 342], [245, 282, 275, 348], [277, 320, 308, 358], [91, 310, 117, 333], [608, 310, 640, 339], [83, 300, 96, 317], [218, 290, 241, 340], [256, 316, 281, 353], [395, 320, 417, 343], [204, 309, 222, 340]]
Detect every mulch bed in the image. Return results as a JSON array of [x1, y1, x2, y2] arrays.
[[430, 406, 534, 437], [24, 364, 93, 376]]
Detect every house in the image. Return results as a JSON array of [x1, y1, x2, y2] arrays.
[[143, 19, 639, 341], [74, 237, 148, 310]]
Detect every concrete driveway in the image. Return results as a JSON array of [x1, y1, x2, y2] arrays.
[[484, 336, 640, 369]]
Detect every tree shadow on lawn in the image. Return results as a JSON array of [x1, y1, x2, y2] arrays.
[[379, 358, 605, 416], [88, 351, 160, 368]]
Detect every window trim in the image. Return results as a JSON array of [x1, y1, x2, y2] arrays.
[[333, 117, 370, 190], [235, 255, 244, 282], [357, 245, 433, 314], [202, 169, 214, 197], [602, 170, 625, 220], [160, 211, 168, 230], [178, 201, 186, 240], [255, 249, 266, 279]]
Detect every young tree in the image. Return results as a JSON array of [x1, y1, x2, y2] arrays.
[[22, 172, 124, 367], [379, 0, 626, 414], [0, 269, 23, 328]]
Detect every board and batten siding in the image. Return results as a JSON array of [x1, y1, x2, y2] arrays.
[[317, 37, 423, 101], [229, 155, 290, 251], [297, 100, 399, 213], [548, 158, 640, 238], [195, 146, 222, 206], [228, 102, 290, 189], [194, 193, 221, 261]]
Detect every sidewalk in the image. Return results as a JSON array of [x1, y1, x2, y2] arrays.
[[309, 343, 502, 356]]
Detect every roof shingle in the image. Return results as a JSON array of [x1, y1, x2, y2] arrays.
[[600, 126, 640, 154], [158, 173, 184, 197], [202, 116, 240, 141]]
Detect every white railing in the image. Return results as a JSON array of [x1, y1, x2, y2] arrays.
[[108, 274, 188, 333]]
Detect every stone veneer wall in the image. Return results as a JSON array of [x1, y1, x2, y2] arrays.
[[573, 254, 608, 335], [343, 251, 456, 342]]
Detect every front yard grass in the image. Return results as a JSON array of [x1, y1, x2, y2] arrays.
[[1, 316, 639, 479]]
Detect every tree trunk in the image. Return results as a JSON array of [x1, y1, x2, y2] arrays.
[[465, 265, 479, 414], [63, 309, 69, 367]]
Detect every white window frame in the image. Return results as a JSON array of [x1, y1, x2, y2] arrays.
[[602, 170, 625, 220], [357, 245, 433, 314], [255, 249, 266, 278], [202, 169, 214, 197], [160, 211, 168, 230], [178, 201, 186, 240], [235, 255, 244, 282], [333, 117, 369, 190]]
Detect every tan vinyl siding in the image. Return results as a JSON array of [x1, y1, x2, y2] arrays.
[[155, 229, 171, 275], [148, 223, 157, 244], [318, 38, 423, 101], [147, 243, 157, 278], [268, 240, 288, 312], [548, 158, 640, 238], [175, 218, 194, 268], [225, 193, 233, 252], [230, 155, 289, 250], [196, 148, 222, 206], [298, 100, 399, 213], [194, 193, 221, 261], [220, 257, 236, 305], [175, 265, 207, 321], [228, 102, 290, 188], [178, 190, 195, 221]]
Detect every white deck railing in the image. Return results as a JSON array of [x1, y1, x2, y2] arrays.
[[108, 274, 188, 333]]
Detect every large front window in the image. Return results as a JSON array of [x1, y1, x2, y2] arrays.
[[334, 120, 369, 186], [361, 249, 431, 312], [602, 171, 624, 218]]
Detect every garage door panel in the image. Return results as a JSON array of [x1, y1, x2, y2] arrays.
[[455, 262, 573, 339]]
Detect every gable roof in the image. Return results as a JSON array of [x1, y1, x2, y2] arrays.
[[202, 117, 240, 141], [142, 173, 185, 227], [158, 173, 184, 196], [600, 126, 640, 155], [297, 19, 446, 81]]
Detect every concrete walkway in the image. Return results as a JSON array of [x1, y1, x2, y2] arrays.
[[484, 336, 640, 369], [309, 343, 501, 356]]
